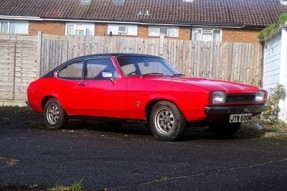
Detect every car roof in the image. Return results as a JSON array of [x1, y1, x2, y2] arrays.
[[42, 53, 163, 78], [69, 53, 162, 61]]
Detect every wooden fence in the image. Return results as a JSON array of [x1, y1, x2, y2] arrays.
[[0, 33, 263, 106], [0, 34, 37, 106]]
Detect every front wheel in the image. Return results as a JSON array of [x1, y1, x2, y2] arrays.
[[149, 101, 186, 141], [44, 98, 67, 129], [210, 123, 241, 137]]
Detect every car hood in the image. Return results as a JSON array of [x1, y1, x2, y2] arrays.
[[155, 77, 259, 93]]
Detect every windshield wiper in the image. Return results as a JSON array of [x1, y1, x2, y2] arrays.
[[141, 73, 164, 76], [172, 73, 184, 77]]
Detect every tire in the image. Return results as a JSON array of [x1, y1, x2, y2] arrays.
[[210, 123, 241, 137], [149, 101, 186, 141], [43, 98, 67, 129]]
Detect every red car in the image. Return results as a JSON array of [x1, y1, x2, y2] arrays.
[[27, 53, 268, 141]]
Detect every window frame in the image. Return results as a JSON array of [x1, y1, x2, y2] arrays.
[[65, 23, 95, 36], [116, 56, 179, 77], [112, 0, 125, 4], [148, 26, 179, 37], [0, 20, 28, 34], [117, 25, 128, 34], [192, 28, 222, 42], [57, 61, 85, 80], [84, 58, 119, 80], [107, 24, 137, 36], [57, 58, 120, 81]]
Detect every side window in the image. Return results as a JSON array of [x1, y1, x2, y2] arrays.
[[121, 64, 136, 76], [86, 58, 118, 80], [58, 62, 83, 79]]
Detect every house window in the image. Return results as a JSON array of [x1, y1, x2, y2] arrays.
[[148, 26, 179, 37], [107, 24, 137, 36], [192, 28, 221, 42], [66, 23, 94, 36], [118, 26, 128, 34], [112, 0, 125, 5], [0, 20, 28, 34], [80, 0, 91, 4]]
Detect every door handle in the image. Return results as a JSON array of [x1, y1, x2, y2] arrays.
[[77, 82, 86, 86]]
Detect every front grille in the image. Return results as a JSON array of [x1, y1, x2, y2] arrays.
[[226, 94, 255, 103]]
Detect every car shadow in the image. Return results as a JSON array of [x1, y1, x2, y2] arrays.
[[2, 107, 262, 142], [65, 119, 153, 136], [63, 119, 253, 141]]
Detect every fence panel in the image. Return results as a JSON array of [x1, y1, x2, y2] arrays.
[[0, 34, 263, 105], [40, 34, 68, 76], [0, 35, 15, 100], [0, 34, 37, 105], [41, 35, 263, 85]]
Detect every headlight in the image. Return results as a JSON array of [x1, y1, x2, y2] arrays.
[[210, 91, 226, 104], [255, 90, 266, 102]]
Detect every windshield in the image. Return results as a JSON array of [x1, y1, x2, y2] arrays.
[[117, 56, 181, 77]]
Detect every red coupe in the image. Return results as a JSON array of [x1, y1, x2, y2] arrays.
[[27, 54, 268, 141]]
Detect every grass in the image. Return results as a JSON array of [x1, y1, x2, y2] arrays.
[[48, 182, 86, 191], [0, 184, 46, 191], [0, 183, 87, 191]]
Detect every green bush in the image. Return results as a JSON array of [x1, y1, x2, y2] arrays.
[[279, 13, 287, 25], [258, 12, 287, 41], [261, 84, 286, 124]]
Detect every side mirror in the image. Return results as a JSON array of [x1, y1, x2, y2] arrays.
[[102, 72, 113, 78]]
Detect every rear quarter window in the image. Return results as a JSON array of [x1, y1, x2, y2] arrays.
[[58, 62, 83, 79]]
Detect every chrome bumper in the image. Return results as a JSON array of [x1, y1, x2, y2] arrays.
[[205, 105, 269, 115]]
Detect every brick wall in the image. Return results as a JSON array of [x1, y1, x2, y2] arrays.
[[29, 21, 65, 35], [28, 21, 260, 42], [137, 26, 190, 40], [222, 29, 260, 43], [178, 27, 191, 40], [95, 24, 107, 36], [138, 26, 149, 38]]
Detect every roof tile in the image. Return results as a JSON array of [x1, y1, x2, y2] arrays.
[[0, 0, 287, 28]]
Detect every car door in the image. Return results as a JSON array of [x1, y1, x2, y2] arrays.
[[77, 58, 127, 118], [56, 60, 85, 115]]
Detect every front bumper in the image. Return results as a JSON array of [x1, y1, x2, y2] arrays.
[[205, 105, 269, 115]]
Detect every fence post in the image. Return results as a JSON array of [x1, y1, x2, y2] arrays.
[[159, 34, 164, 56], [12, 35, 17, 100], [37, 31, 42, 78]]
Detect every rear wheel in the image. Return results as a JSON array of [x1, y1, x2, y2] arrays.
[[210, 123, 241, 137], [44, 98, 67, 129], [149, 101, 186, 141]]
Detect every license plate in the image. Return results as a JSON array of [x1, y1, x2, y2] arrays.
[[229, 114, 252, 123]]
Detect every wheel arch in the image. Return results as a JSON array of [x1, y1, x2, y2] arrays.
[[145, 98, 185, 121], [41, 96, 58, 110]]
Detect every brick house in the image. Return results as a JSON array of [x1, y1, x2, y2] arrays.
[[0, 0, 287, 43]]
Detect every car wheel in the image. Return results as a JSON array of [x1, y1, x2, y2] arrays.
[[44, 98, 67, 129], [210, 123, 241, 137], [150, 101, 186, 141]]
